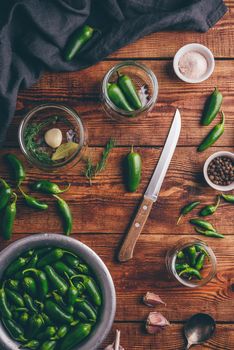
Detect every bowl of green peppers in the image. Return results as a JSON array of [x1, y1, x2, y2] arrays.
[[166, 238, 217, 288], [0, 234, 116, 350]]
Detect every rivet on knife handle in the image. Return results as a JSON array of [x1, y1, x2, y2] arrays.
[[118, 196, 154, 262]]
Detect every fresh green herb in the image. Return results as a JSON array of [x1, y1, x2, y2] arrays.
[[24, 116, 59, 164], [85, 138, 116, 184]]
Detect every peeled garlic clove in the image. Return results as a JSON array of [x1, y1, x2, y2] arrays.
[[146, 312, 170, 334], [143, 292, 166, 307], [44, 128, 63, 148]]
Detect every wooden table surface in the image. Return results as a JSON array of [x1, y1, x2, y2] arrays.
[[1, 1, 234, 349]]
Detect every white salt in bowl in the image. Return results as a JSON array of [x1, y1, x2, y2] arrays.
[[173, 43, 215, 83]]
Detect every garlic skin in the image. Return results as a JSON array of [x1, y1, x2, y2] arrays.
[[146, 312, 170, 334], [104, 330, 124, 350], [143, 292, 166, 307], [44, 128, 63, 148]]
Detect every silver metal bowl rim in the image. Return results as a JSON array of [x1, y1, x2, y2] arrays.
[[0, 234, 116, 350]]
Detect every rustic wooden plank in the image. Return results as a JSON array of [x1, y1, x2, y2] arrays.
[[8, 60, 233, 147], [99, 322, 234, 350], [109, 1, 234, 59], [0, 147, 233, 235], [0, 234, 233, 322]]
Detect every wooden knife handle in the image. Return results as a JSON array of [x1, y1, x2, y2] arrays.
[[118, 196, 154, 262]]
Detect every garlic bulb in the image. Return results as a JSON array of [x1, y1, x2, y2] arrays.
[[44, 128, 62, 148], [143, 292, 166, 307]]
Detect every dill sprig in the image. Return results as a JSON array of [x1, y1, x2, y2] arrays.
[[85, 138, 116, 185]]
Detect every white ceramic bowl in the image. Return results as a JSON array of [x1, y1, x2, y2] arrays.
[[203, 151, 234, 191], [173, 43, 215, 83], [0, 234, 116, 350]]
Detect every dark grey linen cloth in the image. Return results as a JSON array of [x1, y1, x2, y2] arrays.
[[0, 0, 227, 144]]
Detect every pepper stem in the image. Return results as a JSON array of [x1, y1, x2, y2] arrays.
[[176, 214, 183, 225], [59, 183, 71, 193], [215, 195, 221, 210], [220, 111, 225, 126], [12, 192, 17, 204], [131, 145, 134, 153]]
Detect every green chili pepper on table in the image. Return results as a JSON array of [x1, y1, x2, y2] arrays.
[[221, 193, 234, 203], [2, 318, 27, 342], [23, 269, 49, 299], [45, 300, 74, 324], [107, 82, 134, 112], [2, 192, 17, 240], [44, 265, 68, 295], [117, 72, 142, 110], [199, 196, 220, 216], [184, 246, 197, 266], [19, 187, 48, 210], [5, 288, 25, 307], [53, 195, 73, 236], [198, 111, 225, 152], [5, 153, 26, 187], [201, 87, 223, 126], [195, 227, 224, 238], [0, 178, 13, 210], [176, 201, 200, 224], [64, 25, 95, 62], [31, 180, 70, 194], [195, 253, 206, 271], [72, 274, 102, 307], [190, 218, 216, 231], [179, 267, 202, 280], [0, 282, 12, 319], [37, 248, 64, 268], [59, 323, 92, 350], [126, 146, 142, 192]]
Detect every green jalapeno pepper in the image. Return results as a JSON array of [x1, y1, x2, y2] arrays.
[[199, 196, 220, 216], [53, 261, 76, 277], [72, 274, 102, 307], [2, 192, 17, 240], [176, 251, 185, 259], [195, 227, 224, 238], [19, 312, 29, 326], [44, 265, 68, 295], [51, 291, 74, 315], [107, 82, 134, 112], [64, 273, 79, 306], [195, 245, 210, 258], [31, 180, 70, 194], [19, 187, 48, 210], [175, 263, 190, 272], [40, 340, 57, 350], [2, 318, 27, 342], [15, 254, 39, 279], [45, 300, 74, 324], [0, 178, 13, 210], [190, 218, 216, 231], [37, 326, 57, 341], [59, 323, 92, 350], [5, 288, 25, 307], [23, 269, 49, 299], [198, 111, 225, 152], [37, 248, 64, 268], [5, 256, 30, 277], [125, 146, 142, 192], [41, 312, 53, 327], [53, 195, 73, 235], [201, 87, 223, 126], [77, 311, 88, 322], [56, 325, 68, 339], [22, 277, 37, 298], [0, 282, 12, 319], [7, 279, 20, 291], [23, 293, 38, 313], [221, 193, 234, 203], [20, 340, 40, 349], [179, 267, 202, 280], [5, 153, 26, 187], [64, 25, 95, 61], [35, 247, 52, 257], [195, 253, 206, 271], [75, 298, 97, 322], [184, 246, 197, 267], [29, 314, 44, 338], [117, 72, 142, 110], [64, 255, 81, 269], [177, 201, 200, 224]]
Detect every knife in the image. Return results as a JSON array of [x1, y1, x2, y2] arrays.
[[118, 109, 181, 262]]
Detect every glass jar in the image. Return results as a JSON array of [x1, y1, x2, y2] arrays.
[[166, 238, 217, 288], [18, 104, 87, 171], [101, 61, 158, 121]]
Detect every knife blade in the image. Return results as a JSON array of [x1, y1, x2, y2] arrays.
[[118, 109, 181, 262]]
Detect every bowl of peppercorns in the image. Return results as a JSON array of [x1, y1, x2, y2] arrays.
[[203, 151, 234, 191]]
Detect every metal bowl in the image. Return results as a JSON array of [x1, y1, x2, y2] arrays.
[[0, 234, 116, 350]]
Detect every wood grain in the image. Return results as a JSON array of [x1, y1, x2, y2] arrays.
[[5, 60, 233, 147]]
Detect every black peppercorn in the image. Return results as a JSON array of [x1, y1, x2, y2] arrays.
[[207, 156, 233, 186]]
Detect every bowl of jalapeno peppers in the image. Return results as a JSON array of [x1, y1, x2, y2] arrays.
[[166, 238, 217, 288], [0, 234, 116, 350]]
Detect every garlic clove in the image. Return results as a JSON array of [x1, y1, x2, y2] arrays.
[[44, 128, 63, 148], [146, 312, 170, 334], [143, 292, 166, 307]]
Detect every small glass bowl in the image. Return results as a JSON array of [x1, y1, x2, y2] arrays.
[[101, 61, 158, 121], [18, 104, 87, 171], [166, 238, 217, 288]]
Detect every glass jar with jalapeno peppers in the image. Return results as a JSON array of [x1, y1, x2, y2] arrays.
[[101, 61, 158, 121], [166, 238, 216, 288]]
